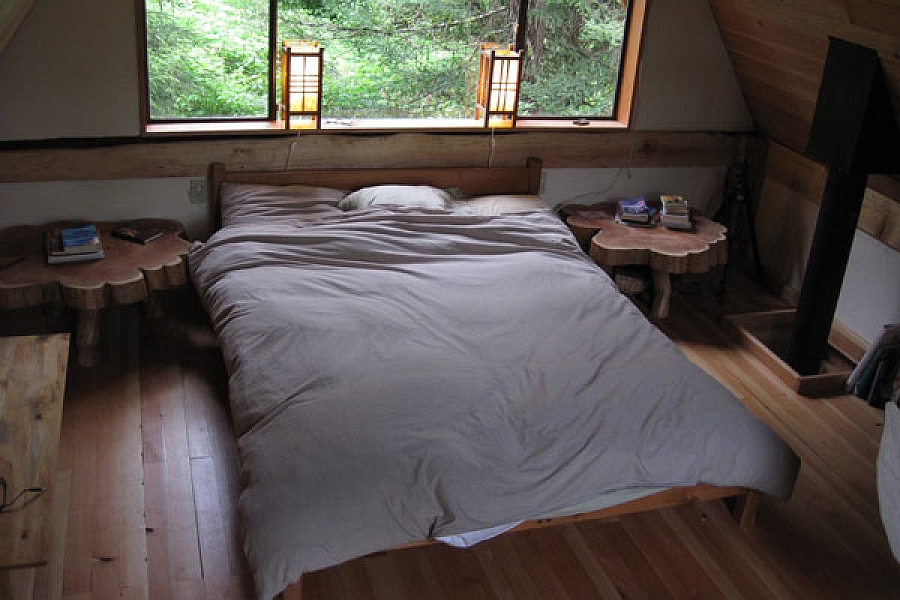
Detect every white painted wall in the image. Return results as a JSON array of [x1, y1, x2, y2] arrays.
[[543, 166, 726, 215], [0, 0, 138, 139], [632, 0, 753, 132], [836, 232, 900, 344], [0, 178, 208, 240]]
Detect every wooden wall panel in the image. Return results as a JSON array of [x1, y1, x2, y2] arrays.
[[765, 143, 827, 202], [761, 143, 900, 254], [709, 0, 900, 157], [847, 0, 900, 37], [709, 0, 900, 267], [859, 188, 900, 252]]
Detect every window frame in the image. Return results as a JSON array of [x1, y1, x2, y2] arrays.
[[136, 0, 646, 136]]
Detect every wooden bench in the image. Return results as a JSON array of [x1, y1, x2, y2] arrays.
[[0, 334, 69, 597]]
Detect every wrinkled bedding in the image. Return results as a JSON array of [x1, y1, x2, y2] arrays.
[[189, 207, 799, 600]]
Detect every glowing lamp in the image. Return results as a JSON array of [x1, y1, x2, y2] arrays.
[[281, 40, 323, 130], [475, 43, 522, 128]]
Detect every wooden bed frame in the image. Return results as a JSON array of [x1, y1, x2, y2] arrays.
[[205, 159, 761, 600], [279, 485, 759, 599]]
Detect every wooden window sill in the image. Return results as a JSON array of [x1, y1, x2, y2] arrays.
[[144, 118, 628, 137]]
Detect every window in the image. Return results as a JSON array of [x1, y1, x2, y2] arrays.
[[140, 0, 641, 130], [143, 1, 275, 120]]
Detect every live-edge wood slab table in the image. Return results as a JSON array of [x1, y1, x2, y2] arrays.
[[560, 205, 728, 319], [587, 216, 727, 319], [0, 220, 190, 366], [0, 334, 69, 598]]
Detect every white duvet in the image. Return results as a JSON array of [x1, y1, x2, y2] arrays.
[[188, 207, 799, 600]]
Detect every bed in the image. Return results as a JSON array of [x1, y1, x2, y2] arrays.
[[188, 159, 800, 600]]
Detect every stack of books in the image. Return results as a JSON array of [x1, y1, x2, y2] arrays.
[[616, 196, 656, 226], [46, 224, 105, 264], [660, 195, 693, 229]]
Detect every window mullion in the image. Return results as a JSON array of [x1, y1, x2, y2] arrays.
[[269, 0, 278, 121]]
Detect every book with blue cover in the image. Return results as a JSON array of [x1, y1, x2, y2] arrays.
[[46, 227, 104, 263], [616, 196, 656, 225], [60, 224, 99, 248], [618, 197, 648, 215]]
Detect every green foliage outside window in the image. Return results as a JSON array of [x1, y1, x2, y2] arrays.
[[144, 0, 628, 121]]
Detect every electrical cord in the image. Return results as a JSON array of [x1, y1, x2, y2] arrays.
[[0, 477, 44, 513]]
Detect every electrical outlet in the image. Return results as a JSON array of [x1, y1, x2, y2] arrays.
[[188, 179, 207, 204]]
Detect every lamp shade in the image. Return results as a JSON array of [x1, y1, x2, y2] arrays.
[[475, 43, 522, 128], [281, 40, 323, 130]]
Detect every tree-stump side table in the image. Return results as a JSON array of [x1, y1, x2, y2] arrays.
[[589, 216, 727, 319], [0, 219, 191, 366]]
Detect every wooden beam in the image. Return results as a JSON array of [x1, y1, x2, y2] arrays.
[[786, 36, 898, 375], [0, 131, 741, 183], [0, 0, 35, 57]]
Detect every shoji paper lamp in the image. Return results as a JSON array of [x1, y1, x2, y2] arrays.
[[281, 40, 323, 130], [475, 43, 522, 128]]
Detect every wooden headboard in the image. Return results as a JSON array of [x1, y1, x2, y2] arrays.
[[206, 158, 543, 231]]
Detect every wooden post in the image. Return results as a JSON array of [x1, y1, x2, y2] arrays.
[[786, 37, 900, 376], [786, 168, 868, 375]]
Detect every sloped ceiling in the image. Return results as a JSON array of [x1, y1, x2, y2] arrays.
[[0, 0, 36, 57], [709, 0, 900, 157]]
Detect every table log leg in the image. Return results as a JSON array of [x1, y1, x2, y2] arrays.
[[142, 296, 163, 319], [0, 570, 11, 600], [651, 270, 671, 319], [76, 309, 101, 367]]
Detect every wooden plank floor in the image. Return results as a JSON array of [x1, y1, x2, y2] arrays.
[[3, 273, 900, 600]]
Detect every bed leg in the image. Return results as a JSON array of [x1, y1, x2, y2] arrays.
[[280, 576, 303, 600], [730, 490, 760, 529]]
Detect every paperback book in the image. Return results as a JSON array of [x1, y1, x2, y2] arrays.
[[59, 224, 101, 253], [616, 196, 657, 226], [111, 224, 164, 245], [46, 227, 104, 264]]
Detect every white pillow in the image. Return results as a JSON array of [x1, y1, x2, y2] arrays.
[[451, 194, 548, 216], [338, 185, 452, 211], [878, 401, 900, 561], [220, 182, 348, 226]]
